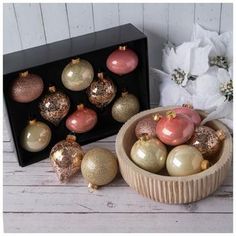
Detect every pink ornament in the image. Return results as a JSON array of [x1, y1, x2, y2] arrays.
[[66, 104, 97, 133], [174, 104, 201, 127], [156, 111, 194, 146], [106, 46, 138, 75]]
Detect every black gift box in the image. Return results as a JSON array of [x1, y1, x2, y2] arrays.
[[3, 23, 150, 167]]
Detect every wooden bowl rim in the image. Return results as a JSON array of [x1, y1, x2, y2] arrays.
[[115, 106, 233, 181]]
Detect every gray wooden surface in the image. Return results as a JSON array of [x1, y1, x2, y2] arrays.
[[3, 111, 233, 233]]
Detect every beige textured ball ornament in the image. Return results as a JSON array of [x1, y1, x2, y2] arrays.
[[81, 148, 118, 190], [112, 91, 140, 123]]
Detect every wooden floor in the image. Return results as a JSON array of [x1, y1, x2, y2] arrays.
[[3, 133, 233, 233]]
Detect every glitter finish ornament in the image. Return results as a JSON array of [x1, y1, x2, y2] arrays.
[[130, 135, 167, 173], [106, 46, 138, 75], [188, 126, 225, 159], [50, 134, 84, 182], [10, 71, 44, 103], [87, 72, 116, 108], [173, 104, 201, 127], [81, 148, 118, 189], [156, 111, 194, 146], [20, 120, 51, 152], [166, 145, 210, 176], [39, 86, 70, 126], [112, 91, 140, 123], [135, 114, 161, 139], [66, 104, 97, 133], [61, 58, 94, 91]]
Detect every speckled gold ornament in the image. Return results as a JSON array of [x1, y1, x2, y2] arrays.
[[87, 72, 116, 108], [112, 91, 140, 123], [130, 135, 167, 173], [135, 114, 161, 139], [39, 86, 70, 126], [61, 58, 94, 91], [10, 71, 44, 103], [188, 126, 225, 159], [166, 145, 210, 176], [20, 120, 51, 152], [81, 148, 118, 189], [50, 134, 84, 182]]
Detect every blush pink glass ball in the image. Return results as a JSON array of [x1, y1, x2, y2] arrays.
[[173, 106, 201, 127], [156, 111, 194, 146], [106, 46, 138, 75], [66, 104, 97, 133]]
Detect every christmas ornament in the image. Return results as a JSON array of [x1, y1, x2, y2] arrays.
[[106, 46, 138, 75], [173, 104, 201, 126], [61, 58, 94, 91], [10, 71, 44, 103], [130, 135, 167, 173], [112, 91, 140, 123], [20, 120, 51, 152], [50, 134, 84, 182], [87, 72, 116, 108], [135, 114, 161, 139], [81, 147, 118, 189], [156, 111, 194, 146], [188, 126, 225, 158], [66, 104, 97, 133], [166, 145, 210, 176], [39, 86, 70, 126]]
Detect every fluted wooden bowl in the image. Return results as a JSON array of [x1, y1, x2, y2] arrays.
[[115, 106, 232, 204]]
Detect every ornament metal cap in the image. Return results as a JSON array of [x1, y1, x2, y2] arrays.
[[153, 113, 162, 121], [140, 133, 150, 142], [19, 71, 29, 78], [29, 119, 37, 125], [166, 111, 176, 120], [216, 130, 226, 141], [77, 104, 84, 110], [118, 45, 127, 51], [182, 103, 193, 109], [66, 134, 77, 142], [88, 183, 98, 191], [201, 160, 210, 171], [71, 58, 80, 64], [49, 86, 56, 93], [97, 72, 104, 79]]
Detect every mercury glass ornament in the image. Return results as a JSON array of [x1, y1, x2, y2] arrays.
[[66, 104, 97, 133], [61, 58, 94, 91], [106, 46, 138, 75], [156, 111, 194, 146], [87, 72, 116, 108], [130, 135, 167, 173], [39, 86, 70, 126], [50, 134, 84, 182], [81, 148, 118, 189], [166, 145, 210, 176], [112, 91, 140, 123], [188, 126, 225, 159], [135, 114, 161, 139], [20, 120, 51, 152], [10, 71, 44, 103]]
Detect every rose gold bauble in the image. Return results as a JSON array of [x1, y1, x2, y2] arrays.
[[156, 111, 194, 146], [135, 114, 161, 139], [10, 71, 44, 103], [112, 91, 140, 123], [39, 86, 70, 126], [173, 104, 201, 127], [188, 126, 225, 159], [66, 104, 97, 133], [106, 46, 138, 75], [50, 134, 84, 182], [87, 72, 116, 108]]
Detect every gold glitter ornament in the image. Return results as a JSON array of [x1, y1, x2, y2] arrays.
[[81, 148, 118, 189], [130, 135, 167, 173], [87, 72, 116, 108], [50, 134, 84, 182], [188, 126, 225, 159], [112, 91, 140, 123], [39, 86, 70, 126], [61, 58, 94, 91], [166, 145, 210, 176]]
